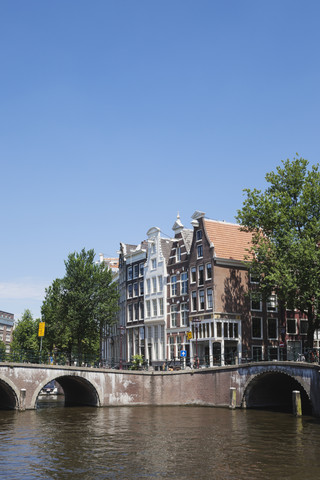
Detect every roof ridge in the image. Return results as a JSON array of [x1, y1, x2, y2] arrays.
[[204, 218, 240, 227]]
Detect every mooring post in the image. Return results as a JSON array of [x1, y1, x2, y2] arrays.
[[292, 390, 302, 416], [19, 388, 26, 411], [229, 387, 236, 409]]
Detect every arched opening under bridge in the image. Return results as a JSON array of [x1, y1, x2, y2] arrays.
[[243, 372, 312, 415], [0, 378, 18, 410], [36, 375, 100, 408]]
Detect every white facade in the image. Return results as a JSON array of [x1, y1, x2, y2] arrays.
[[144, 227, 169, 365]]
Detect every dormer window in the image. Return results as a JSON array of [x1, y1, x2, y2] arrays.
[[196, 230, 202, 241], [197, 245, 203, 258], [176, 246, 181, 262], [152, 258, 157, 269]]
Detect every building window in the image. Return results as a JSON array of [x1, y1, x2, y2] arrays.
[[252, 317, 262, 339], [169, 337, 175, 359], [146, 300, 151, 318], [171, 305, 178, 327], [139, 281, 144, 296], [198, 265, 204, 286], [207, 288, 213, 309], [287, 318, 297, 335], [268, 318, 278, 339], [216, 322, 222, 337], [146, 279, 151, 294], [251, 293, 262, 311], [191, 267, 196, 283], [176, 247, 181, 262], [127, 266, 133, 281], [250, 273, 259, 284], [158, 276, 163, 292], [181, 272, 188, 295], [133, 264, 139, 279], [206, 263, 212, 280], [134, 303, 139, 320], [267, 295, 278, 312], [159, 298, 164, 316], [181, 303, 188, 326], [197, 245, 203, 258], [139, 263, 144, 276], [171, 275, 177, 296], [140, 303, 144, 319], [268, 347, 278, 361], [252, 346, 263, 361], [196, 230, 202, 241], [151, 243, 156, 254], [300, 320, 308, 335], [128, 284, 133, 299], [128, 304, 133, 322], [133, 282, 138, 297], [199, 290, 205, 310], [152, 299, 157, 317], [177, 335, 182, 355], [151, 258, 157, 269], [191, 291, 197, 311], [152, 277, 157, 293]]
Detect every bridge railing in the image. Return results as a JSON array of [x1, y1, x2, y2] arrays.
[[1, 349, 319, 369]]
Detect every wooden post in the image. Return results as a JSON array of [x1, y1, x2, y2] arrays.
[[19, 389, 26, 411], [292, 390, 302, 416], [229, 387, 236, 409]]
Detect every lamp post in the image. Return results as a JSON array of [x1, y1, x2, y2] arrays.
[[192, 318, 201, 368], [118, 326, 125, 370]]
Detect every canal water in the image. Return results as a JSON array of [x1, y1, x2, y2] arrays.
[[1, 400, 320, 479]]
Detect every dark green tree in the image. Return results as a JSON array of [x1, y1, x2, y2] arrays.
[[41, 248, 119, 364], [0, 340, 6, 360], [11, 309, 40, 360], [236, 156, 320, 348]]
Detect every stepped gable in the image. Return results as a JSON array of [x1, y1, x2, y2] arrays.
[[203, 219, 253, 261]]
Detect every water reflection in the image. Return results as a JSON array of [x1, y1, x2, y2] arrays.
[[0, 406, 320, 479]]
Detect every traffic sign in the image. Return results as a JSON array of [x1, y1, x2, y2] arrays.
[[38, 322, 45, 337], [180, 350, 187, 357], [187, 331, 192, 340]]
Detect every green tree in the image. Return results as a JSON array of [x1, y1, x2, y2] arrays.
[[11, 309, 40, 360], [0, 340, 6, 360], [236, 157, 320, 348], [41, 248, 119, 364]]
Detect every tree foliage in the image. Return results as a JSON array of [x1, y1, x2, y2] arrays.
[[11, 309, 40, 358], [236, 157, 320, 347], [41, 248, 119, 363]]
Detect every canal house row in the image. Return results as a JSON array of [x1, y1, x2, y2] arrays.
[[102, 211, 310, 368]]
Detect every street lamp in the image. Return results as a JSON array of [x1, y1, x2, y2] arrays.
[[192, 318, 201, 368], [118, 326, 125, 370]]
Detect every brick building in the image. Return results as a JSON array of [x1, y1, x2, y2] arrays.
[[0, 311, 14, 354]]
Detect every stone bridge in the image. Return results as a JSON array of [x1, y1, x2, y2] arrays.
[[0, 361, 319, 416]]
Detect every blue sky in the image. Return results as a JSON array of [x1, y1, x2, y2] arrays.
[[1, 0, 320, 321]]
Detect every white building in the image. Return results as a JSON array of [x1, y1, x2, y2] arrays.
[[144, 227, 172, 367]]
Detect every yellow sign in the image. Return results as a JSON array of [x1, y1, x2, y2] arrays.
[[38, 322, 45, 337], [187, 331, 193, 340]]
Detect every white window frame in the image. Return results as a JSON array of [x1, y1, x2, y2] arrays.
[[171, 275, 177, 296], [252, 316, 263, 339], [181, 272, 188, 295], [267, 317, 278, 340], [251, 293, 262, 311], [206, 263, 212, 280], [207, 288, 213, 309]]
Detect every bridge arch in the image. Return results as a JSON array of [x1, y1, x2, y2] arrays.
[[0, 375, 20, 410], [242, 370, 313, 415], [33, 374, 101, 409]]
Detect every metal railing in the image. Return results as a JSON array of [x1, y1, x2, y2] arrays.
[[1, 348, 319, 369]]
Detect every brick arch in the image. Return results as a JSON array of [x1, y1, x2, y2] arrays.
[[0, 375, 20, 410], [31, 373, 102, 409], [242, 369, 312, 414]]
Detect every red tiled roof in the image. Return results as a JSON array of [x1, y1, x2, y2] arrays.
[[203, 219, 253, 261]]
